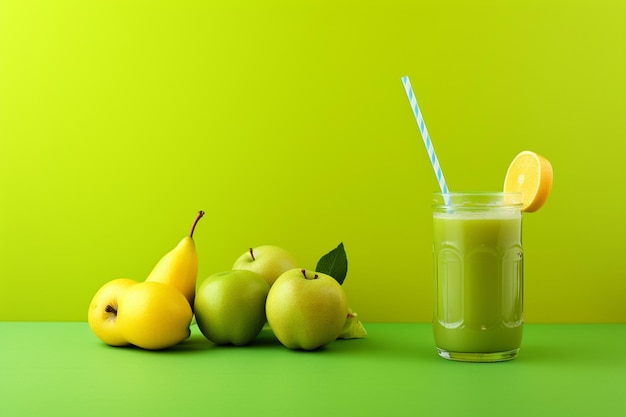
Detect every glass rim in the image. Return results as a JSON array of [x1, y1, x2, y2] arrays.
[[432, 192, 523, 197], [432, 192, 523, 210]]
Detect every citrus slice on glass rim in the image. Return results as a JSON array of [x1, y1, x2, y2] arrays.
[[503, 150, 553, 212]]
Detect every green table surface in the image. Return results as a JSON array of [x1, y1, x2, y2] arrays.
[[1, 323, 624, 417]]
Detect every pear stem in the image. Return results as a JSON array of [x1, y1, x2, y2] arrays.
[[104, 305, 117, 315], [249, 248, 255, 261], [189, 211, 205, 238]]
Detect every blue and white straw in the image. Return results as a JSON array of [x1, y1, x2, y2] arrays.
[[401, 75, 451, 205]]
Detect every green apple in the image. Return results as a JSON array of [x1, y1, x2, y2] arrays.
[[339, 308, 368, 339], [195, 270, 270, 346], [116, 281, 193, 350], [232, 245, 299, 287], [266, 268, 348, 350]]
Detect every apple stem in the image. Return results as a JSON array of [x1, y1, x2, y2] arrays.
[[105, 305, 117, 315], [249, 248, 255, 261], [300, 269, 319, 280], [189, 211, 205, 238]]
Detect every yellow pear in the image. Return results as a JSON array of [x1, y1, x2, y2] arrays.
[[116, 281, 193, 350], [145, 211, 204, 307], [87, 278, 139, 346]]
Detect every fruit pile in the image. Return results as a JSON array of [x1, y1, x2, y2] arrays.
[[87, 214, 365, 351]]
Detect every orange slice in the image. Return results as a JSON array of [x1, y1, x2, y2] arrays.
[[503, 150, 553, 212]]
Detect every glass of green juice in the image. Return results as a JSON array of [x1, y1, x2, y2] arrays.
[[432, 192, 524, 362]]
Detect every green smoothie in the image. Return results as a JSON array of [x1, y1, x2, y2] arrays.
[[432, 196, 523, 361]]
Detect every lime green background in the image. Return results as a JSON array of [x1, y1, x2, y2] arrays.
[[1, 0, 625, 323]]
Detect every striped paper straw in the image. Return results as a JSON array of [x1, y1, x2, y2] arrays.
[[401, 75, 451, 205]]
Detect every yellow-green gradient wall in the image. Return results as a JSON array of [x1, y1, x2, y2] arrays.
[[1, 0, 625, 323]]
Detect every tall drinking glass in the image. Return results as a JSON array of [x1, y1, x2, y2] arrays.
[[432, 192, 524, 362]]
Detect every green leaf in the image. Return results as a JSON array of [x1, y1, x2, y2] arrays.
[[316, 242, 348, 284]]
